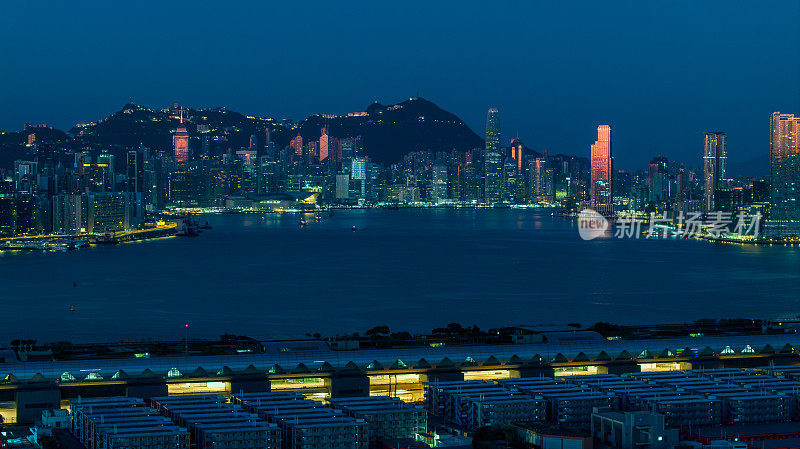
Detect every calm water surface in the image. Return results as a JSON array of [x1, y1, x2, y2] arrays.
[[1, 209, 798, 343]]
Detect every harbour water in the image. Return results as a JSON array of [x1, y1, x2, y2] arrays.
[[1, 209, 798, 343]]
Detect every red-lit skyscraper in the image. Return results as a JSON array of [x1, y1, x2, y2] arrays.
[[290, 135, 303, 156], [319, 127, 329, 161], [510, 137, 524, 173], [590, 125, 613, 215], [173, 113, 189, 165]]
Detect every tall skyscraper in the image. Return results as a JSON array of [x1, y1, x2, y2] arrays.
[[703, 131, 727, 212], [769, 112, 800, 233], [432, 163, 448, 203], [126, 150, 138, 193], [173, 114, 189, 165], [648, 156, 668, 203], [319, 127, 329, 161], [97, 151, 115, 192], [533, 157, 554, 203], [483, 108, 502, 203], [510, 137, 524, 173], [590, 125, 613, 215]]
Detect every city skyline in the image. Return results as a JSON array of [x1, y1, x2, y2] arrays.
[[1, 2, 799, 169], [3, 98, 794, 175]]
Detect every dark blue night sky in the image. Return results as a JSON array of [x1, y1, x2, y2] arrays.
[[1, 1, 798, 169]]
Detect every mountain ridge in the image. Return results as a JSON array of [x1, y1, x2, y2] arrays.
[[0, 98, 484, 167]]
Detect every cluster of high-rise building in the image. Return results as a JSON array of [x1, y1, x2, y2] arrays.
[[0, 107, 798, 237], [586, 113, 800, 238]]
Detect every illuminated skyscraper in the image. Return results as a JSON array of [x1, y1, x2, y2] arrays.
[[126, 150, 138, 193], [290, 135, 303, 156], [432, 163, 448, 203], [97, 151, 115, 192], [533, 157, 554, 203], [319, 127, 329, 161], [648, 156, 668, 203], [351, 157, 366, 199], [510, 137, 524, 173], [483, 108, 502, 202], [769, 112, 800, 233], [173, 113, 189, 165], [703, 131, 727, 212], [590, 125, 613, 215]]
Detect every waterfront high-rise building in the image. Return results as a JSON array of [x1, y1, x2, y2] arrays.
[[703, 132, 727, 212], [173, 115, 189, 165], [432, 164, 448, 204], [483, 108, 502, 203], [590, 125, 613, 215], [769, 112, 800, 234], [87, 192, 132, 233], [52, 194, 85, 235]]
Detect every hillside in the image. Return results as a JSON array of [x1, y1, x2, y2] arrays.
[[294, 97, 484, 163], [1, 98, 485, 168]]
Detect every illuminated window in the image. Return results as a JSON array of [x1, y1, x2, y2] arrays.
[[742, 345, 755, 354], [86, 372, 103, 381], [60, 372, 76, 382], [167, 368, 182, 378]]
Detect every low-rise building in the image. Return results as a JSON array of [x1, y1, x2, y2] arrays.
[[231, 392, 369, 449], [69, 397, 189, 449], [151, 394, 281, 449], [590, 407, 678, 449]]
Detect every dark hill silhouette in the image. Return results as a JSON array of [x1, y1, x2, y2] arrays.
[[3, 98, 485, 167], [293, 97, 484, 163]]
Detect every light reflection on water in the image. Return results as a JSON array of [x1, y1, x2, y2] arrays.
[[0, 208, 798, 343]]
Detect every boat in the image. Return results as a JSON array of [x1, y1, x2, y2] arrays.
[[352, 226, 357, 232]]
